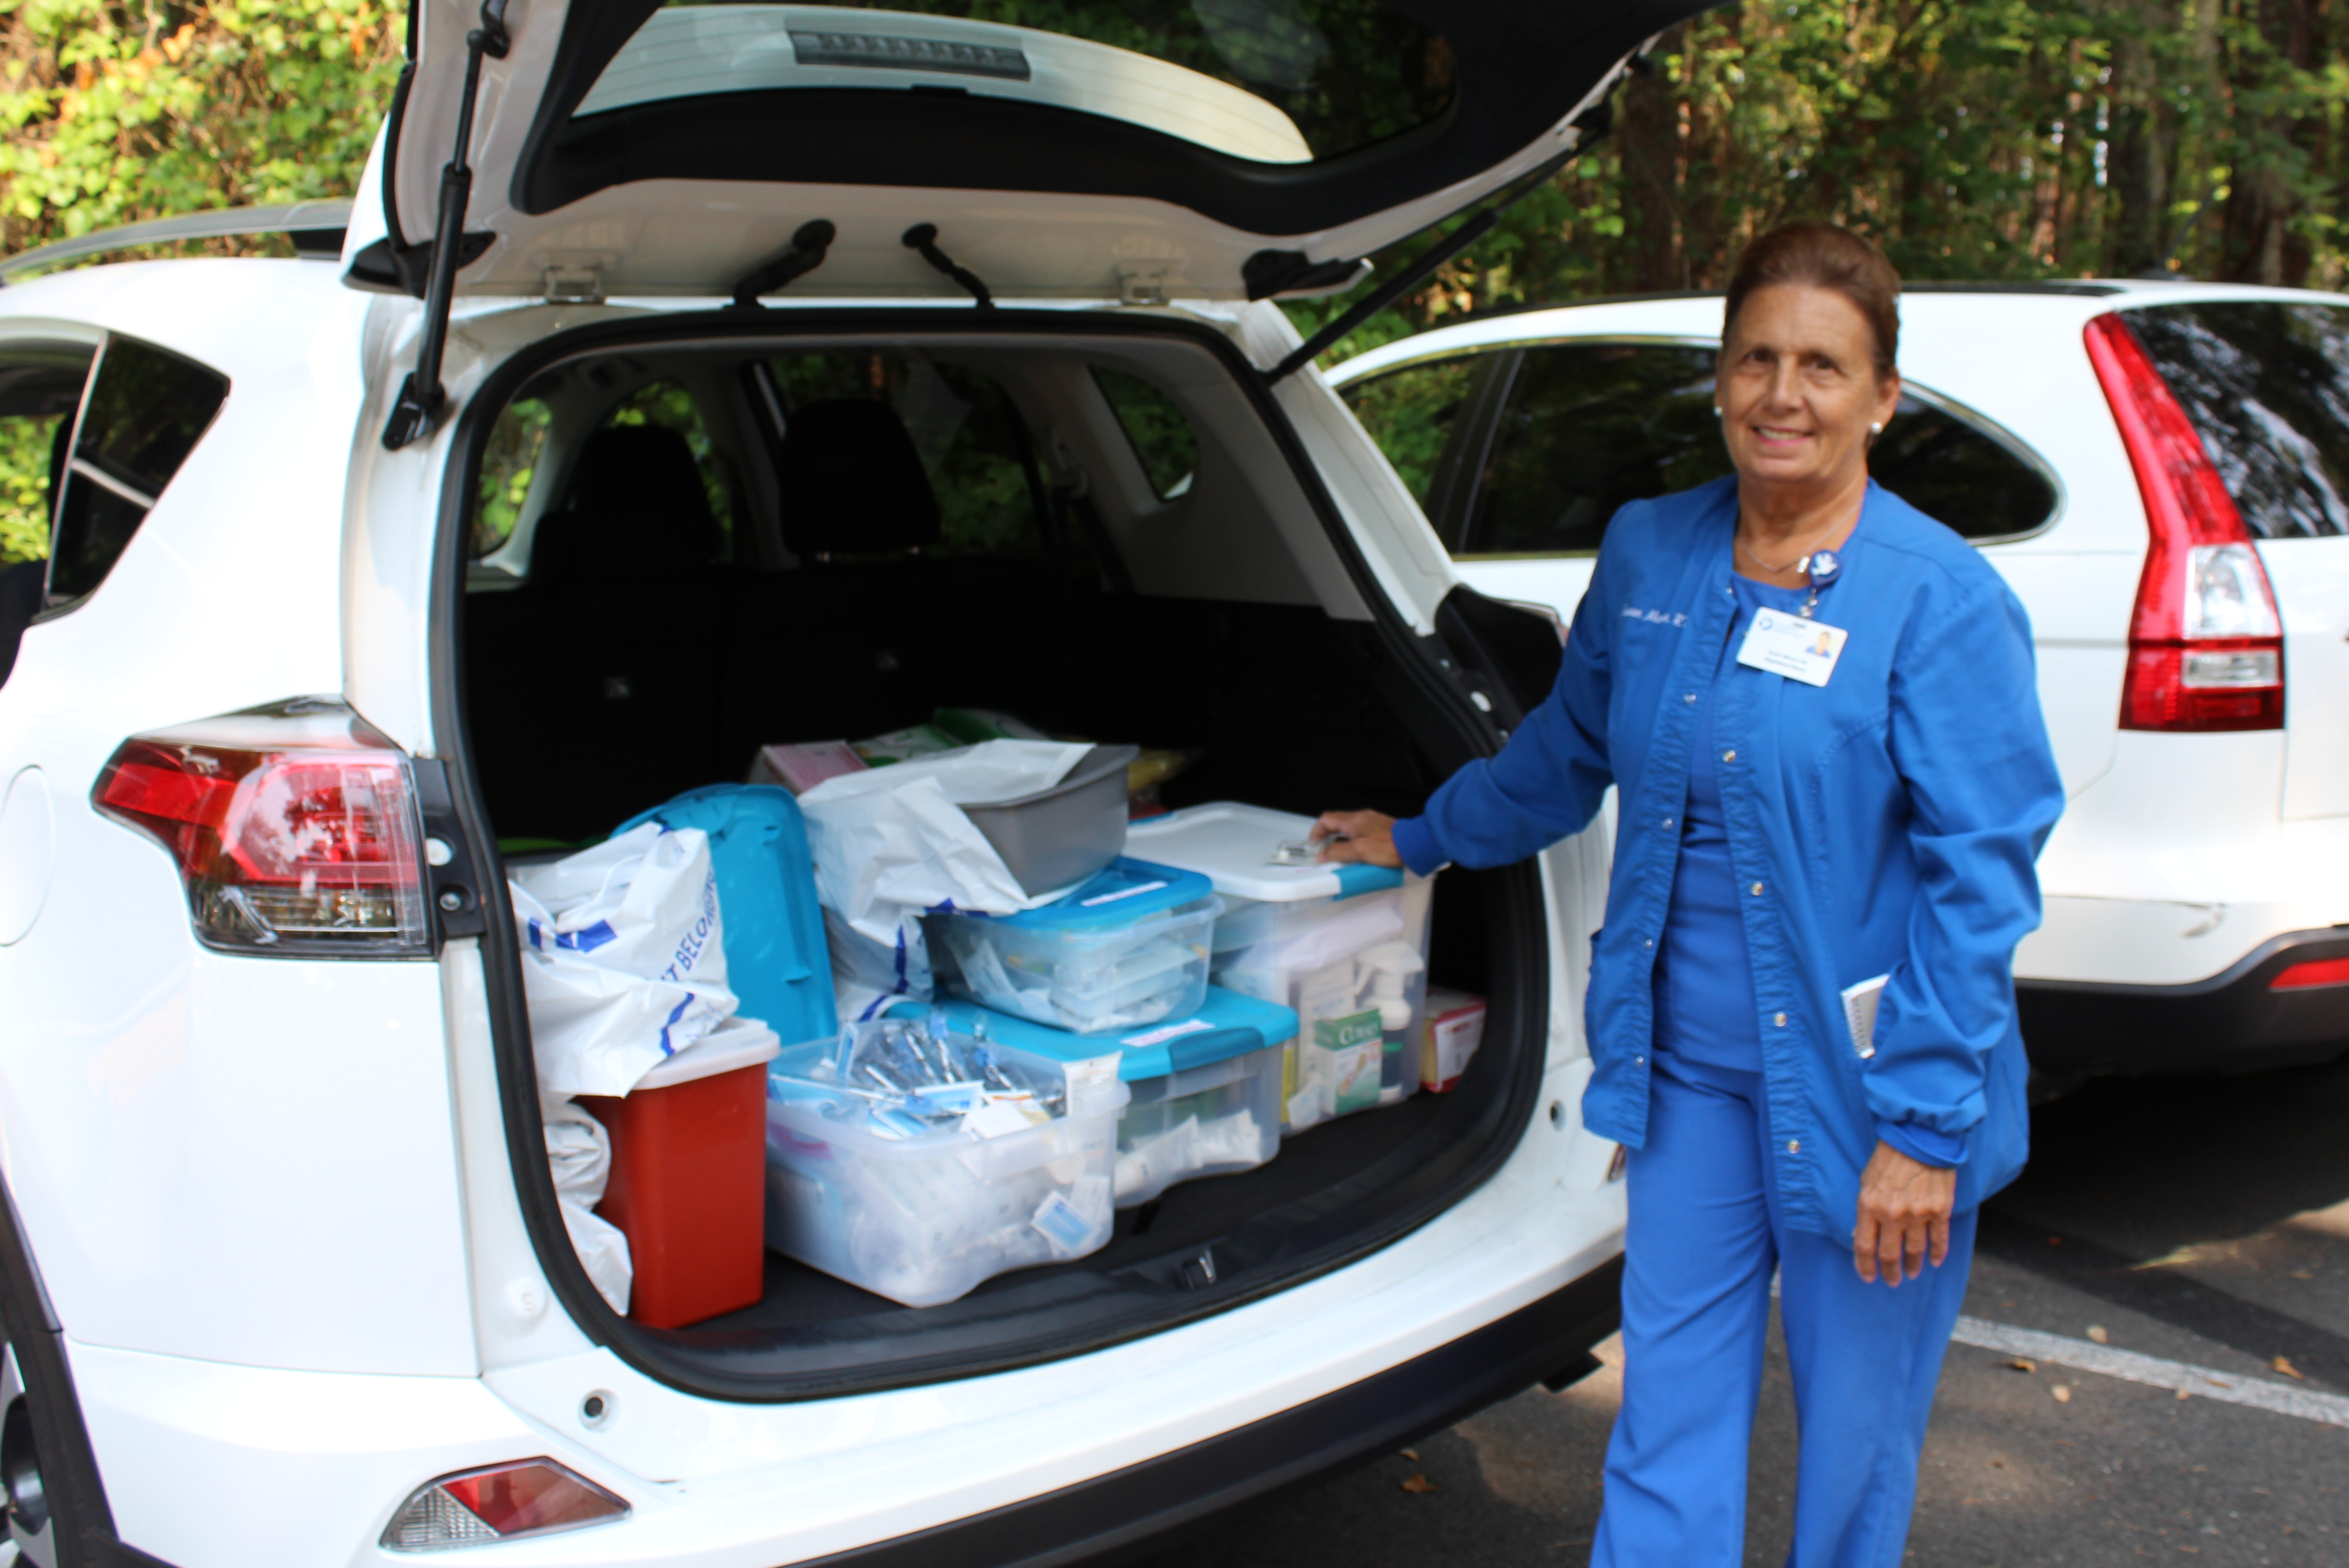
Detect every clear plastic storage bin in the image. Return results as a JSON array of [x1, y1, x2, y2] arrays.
[[1126, 803, 1435, 1135], [929, 857, 1221, 1034], [935, 987, 1298, 1208], [762, 1025, 1128, 1308]]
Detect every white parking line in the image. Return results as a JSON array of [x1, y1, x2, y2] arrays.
[[1952, 1316, 2349, 1428]]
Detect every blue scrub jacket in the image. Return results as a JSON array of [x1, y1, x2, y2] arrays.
[[1392, 476, 2065, 1240]]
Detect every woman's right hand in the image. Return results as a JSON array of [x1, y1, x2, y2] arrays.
[[1312, 810, 1403, 869]]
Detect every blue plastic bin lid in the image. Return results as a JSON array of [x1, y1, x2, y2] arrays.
[[613, 784, 839, 1048], [933, 987, 1299, 1081], [985, 856, 1215, 932]]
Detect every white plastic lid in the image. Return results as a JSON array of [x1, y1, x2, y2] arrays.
[[629, 1015, 782, 1092], [1125, 802, 1406, 903]]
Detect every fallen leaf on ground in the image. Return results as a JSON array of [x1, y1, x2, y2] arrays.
[[2176, 1387, 2191, 1401], [2273, 1356, 2304, 1380], [2290, 1270, 2316, 1279], [2087, 1325, 2109, 1344], [1399, 1449, 1418, 1461], [2052, 1385, 2073, 1403], [2007, 1357, 2037, 1373], [1401, 1473, 1441, 1494]]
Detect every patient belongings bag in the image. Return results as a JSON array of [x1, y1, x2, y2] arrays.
[[509, 823, 738, 1097], [797, 740, 1093, 1021], [541, 1094, 631, 1314]]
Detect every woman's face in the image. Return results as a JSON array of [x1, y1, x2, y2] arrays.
[[1717, 283, 1902, 496]]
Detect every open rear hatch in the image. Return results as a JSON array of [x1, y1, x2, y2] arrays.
[[348, 0, 1708, 302]]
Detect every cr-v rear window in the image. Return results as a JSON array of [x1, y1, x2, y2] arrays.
[[1343, 340, 2058, 556], [2125, 301, 2349, 538], [47, 333, 229, 608]]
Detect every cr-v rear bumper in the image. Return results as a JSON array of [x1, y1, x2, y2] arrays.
[[2019, 927, 2349, 1077]]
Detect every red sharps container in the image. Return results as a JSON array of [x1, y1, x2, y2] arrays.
[[579, 1018, 780, 1329]]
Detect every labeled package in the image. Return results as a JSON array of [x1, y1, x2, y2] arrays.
[[929, 857, 1220, 1034], [749, 741, 867, 795], [1420, 987, 1488, 1094], [1127, 803, 1434, 1135], [935, 986, 1298, 1208], [579, 1017, 780, 1329], [763, 1012, 1128, 1308]]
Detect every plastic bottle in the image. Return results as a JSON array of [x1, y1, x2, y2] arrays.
[[1357, 942, 1427, 1103]]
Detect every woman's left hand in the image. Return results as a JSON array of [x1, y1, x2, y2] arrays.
[[1853, 1142, 1958, 1286]]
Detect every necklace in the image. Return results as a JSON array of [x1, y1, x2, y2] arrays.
[[1736, 508, 1852, 578]]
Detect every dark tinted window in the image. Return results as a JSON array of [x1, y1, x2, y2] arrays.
[[769, 351, 1043, 551], [596, 1, 1456, 163], [2127, 302, 2349, 539], [0, 345, 93, 565], [1092, 368, 1199, 501], [49, 336, 227, 603], [1347, 339, 2059, 555]]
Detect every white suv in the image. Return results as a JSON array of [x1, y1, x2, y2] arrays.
[[0, 3, 1706, 1564], [1330, 282, 2349, 1091]]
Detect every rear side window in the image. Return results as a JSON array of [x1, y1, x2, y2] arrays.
[[1345, 338, 2058, 555], [0, 344, 93, 566], [1091, 368, 1199, 501], [2126, 302, 2349, 538], [48, 335, 228, 606]]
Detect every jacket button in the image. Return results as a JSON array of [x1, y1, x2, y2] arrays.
[[1643, 938, 1654, 949], [1662, 817, 1675, 828], [1749, 881, 1765, 896], [1787, 1139, 1801, 1154], [1773, 1011, 1787, 1026], [1684, 692, 1698, 704], [1723, 749, 1737, 762]]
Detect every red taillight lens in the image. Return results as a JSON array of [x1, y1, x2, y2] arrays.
[[92, 698, 429, 956], [381, 1459, 629, 1552], [2271, 956, 2349, 991], [2086, 313, 2284, 732]]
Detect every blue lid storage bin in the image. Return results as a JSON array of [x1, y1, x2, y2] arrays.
[[617, 785, 838, 1049], [928, 857, 1222, 1035], [935, 987, 1297, 1209]]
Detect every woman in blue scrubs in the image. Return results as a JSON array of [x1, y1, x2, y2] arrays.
[[1317, 223, 2065, 1566]]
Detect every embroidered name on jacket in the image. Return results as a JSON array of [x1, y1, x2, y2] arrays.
[[1622, 607, 1690, 626]]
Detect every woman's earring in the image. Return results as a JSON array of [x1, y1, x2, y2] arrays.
[[1869, 421, 1884, 433], [1714, 407, 1724, 418]]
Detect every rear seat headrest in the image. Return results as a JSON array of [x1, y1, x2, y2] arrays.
[[775, 399, 941, 558], [532, 422, 720, 587]]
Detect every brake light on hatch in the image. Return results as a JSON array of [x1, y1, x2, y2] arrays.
[[2271, 956, 2349, 991], [2085, 313, 2284, 732], [92, 698, 430, 956], [381, 1459, 629, 1552]]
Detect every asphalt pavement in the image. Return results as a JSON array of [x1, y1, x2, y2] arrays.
[[1135, 1054, 2349, 1566]]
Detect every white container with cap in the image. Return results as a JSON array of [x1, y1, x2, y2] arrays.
[[1124, 802, 1435, 1134]]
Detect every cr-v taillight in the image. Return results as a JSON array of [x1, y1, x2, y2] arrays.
[[92, 697, 430, 956], [2085, 312, 2284, 732]]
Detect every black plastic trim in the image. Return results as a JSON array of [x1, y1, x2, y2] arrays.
[[2018, 926, 2349, 1077], [785, 1260, 1622, 1568], [0, 1177, 181, 1567], [426, 305, 1553, 1403]]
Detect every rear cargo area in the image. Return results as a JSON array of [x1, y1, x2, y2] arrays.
[[453, 319, 1538, 1389]]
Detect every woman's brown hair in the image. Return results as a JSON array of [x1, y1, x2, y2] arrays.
[[1721, 222, 1901, 383]]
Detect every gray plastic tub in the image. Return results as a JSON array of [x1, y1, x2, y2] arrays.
[[964, 743, 1137, 896]]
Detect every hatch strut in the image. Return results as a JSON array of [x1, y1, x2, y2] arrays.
[[382, 0, 511, 451], [731, 220, 838, 310], [1265, 110, 1610, 385], [903, 224, 993, 307]]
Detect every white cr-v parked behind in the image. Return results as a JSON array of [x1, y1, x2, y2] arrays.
[[1331, 282, 2349, 1091], [0, 2, 1714, 1564]]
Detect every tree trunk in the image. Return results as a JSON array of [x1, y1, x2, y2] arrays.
[[2108, 6, 2170, 274], [1618, 25, 1685, 292]]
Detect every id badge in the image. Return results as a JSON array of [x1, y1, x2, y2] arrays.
[[1736, 608, 1847, 688]]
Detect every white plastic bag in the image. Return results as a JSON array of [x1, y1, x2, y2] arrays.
[[541, 1096, 631, 1315], [510, 824, 738, 1097], [799, 740, 1091, 1019]]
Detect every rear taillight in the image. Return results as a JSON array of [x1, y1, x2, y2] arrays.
[[92, 698, 429, 956], [381, 1459, 629, 1552], [2086, 313, 2284, 732], [2271, 956, 2349, 991]]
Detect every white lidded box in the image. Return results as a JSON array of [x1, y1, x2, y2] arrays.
[[762, 1021, 1128, 1308], [1125, 803, 1435, 1135], [928, 857, 1222, 1034], [935, 987, 1299, 1209]]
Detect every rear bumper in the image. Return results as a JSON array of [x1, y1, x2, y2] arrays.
[[2019, 927, 2349, 1076]]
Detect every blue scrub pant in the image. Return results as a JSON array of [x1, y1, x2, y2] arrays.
[[1589, 1056, 1977, 1568]]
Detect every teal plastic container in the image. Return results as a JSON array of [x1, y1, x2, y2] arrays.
[[934, 986, 1297, 1207], [617, 785, 837, 1050]]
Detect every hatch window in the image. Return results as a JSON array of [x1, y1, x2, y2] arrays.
[[2126, 302, 2349, 539], [1092, 367, 1198, 501], [579, 1, 1457, 164], [47, 335, 227, 606]]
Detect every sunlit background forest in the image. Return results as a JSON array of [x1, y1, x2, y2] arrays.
[[3, 0, 2346, 560]]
